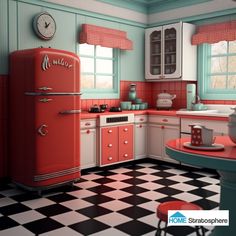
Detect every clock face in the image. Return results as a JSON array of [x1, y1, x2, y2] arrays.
[[33, 12, 56, 40]]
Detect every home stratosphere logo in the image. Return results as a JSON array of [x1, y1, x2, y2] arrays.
[[168, 210, 229, 226], [169, 212, 187, 224]]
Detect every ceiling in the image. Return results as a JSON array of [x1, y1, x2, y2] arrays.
[[129, 0, 164, 3], [96, 0, 213, 14]]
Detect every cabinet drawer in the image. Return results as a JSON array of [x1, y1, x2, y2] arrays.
[[118, 126, 133, 148], [101, 127, 117, 146], [134, 115, 148, 123], [181, 118, 227, 134], [149, 115, 179, 125], [81, 119, 96, 129], [119, 125, 133, 135]]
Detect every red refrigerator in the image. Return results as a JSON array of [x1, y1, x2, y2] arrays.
[[9, 48, 81, 190]]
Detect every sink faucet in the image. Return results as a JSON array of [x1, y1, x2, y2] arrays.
[[192, 95, 201, 105]]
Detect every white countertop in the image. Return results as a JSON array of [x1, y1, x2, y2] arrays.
[[176, 104, 235, 118]]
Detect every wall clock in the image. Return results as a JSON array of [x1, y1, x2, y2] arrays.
[[33, 12, 56, 40]]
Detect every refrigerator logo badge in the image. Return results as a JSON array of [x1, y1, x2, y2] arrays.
[[41, 55, 73, 71]]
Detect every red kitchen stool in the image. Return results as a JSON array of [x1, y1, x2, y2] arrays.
[[156, 200, 205, 236]]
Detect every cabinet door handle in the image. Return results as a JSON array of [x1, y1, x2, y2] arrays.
[[86, 130, 90, 134], [108, 157, 112, 161], [85, 122, 91, 126], [124, 141, 128, 144], [124, 154, 128, 158], [162, 119, 168, 122], [139, 124, 142, 128], [124, 128, 128, 132], [108, 144, 112, 147], [108, 130, 112, 133], [38, 124, 48, 136], [161, 125, 165, 129]]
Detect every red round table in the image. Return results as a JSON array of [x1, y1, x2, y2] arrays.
[[166, 136, 236, 236]]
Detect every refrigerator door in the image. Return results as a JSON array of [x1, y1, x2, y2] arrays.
[[24, 95, 80, 186], [25, 49, 80, 93]]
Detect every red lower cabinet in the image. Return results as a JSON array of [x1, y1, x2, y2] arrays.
[[119, 125, 133, 162], [101, 127, 119, 165], [100, 125, 134, 166]]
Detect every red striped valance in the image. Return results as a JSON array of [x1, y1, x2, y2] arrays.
[[192, 20, 236, 45], [79, 24, 133, 50]]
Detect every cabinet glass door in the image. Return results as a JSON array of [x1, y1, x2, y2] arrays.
[[164, 27, 176, 75], [150, 30, 162, 76], [163, 23, 181, 78]]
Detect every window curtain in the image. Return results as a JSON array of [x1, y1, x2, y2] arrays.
[[79, 24, 133, 50], [191, 20, 236, 45]]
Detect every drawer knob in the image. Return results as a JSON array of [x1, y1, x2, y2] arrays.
[[124, 140, 128, 144], [124, 154, 128, 157], [162, 119, 168, 122], [108, 157, 112, 160], [108, 144, 112, 147], [108, 130, 112, 133], [161, 125, 165, 129], [85, 122, 91, 126], [139, 124, 142, 128], [140, 118, 144, 121], [86, 130, 90, 134], [124, 128, 128, 132]]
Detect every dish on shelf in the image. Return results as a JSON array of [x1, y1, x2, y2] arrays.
[[183, 142, 224, 151]]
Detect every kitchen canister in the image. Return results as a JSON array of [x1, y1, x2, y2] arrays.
[[128, 84, 137, 101], [186, 84, 196, 110]]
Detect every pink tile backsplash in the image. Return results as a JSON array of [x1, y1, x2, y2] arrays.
[[81, 80, 197, 110]]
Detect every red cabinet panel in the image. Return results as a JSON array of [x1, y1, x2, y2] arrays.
[[101, 127, 118, 165], [119, 125, 133, 162], [100, 125, 134, 166]]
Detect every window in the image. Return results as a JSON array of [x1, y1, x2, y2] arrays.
[[199, 40, 236, 100], [79, 44, 119, 99]]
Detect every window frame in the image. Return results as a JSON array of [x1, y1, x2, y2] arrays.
[[79, 44, 120, 99], [198, 42, 236, 100]]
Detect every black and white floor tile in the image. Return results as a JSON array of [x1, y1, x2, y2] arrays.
[[0, 160, 220, 235]]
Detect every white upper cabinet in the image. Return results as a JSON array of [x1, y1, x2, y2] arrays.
[[145, 22, 197, 81]]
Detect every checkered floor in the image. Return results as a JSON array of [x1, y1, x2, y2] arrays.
[[0, 160, 220, 236]]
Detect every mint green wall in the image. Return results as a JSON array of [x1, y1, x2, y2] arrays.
[[0, 0, 9, 74], [120, 25, 145, 81], [0, 0, 145, 82]]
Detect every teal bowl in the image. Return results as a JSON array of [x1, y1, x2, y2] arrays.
[[120, 101, 132, 110], [139, 103, 145, 110], [135, 98, 142, 104]]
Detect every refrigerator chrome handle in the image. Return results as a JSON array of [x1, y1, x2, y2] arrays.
[[25, 92, 82, 96], [38, 124, 48, 136], [59, 109, 81, 115]]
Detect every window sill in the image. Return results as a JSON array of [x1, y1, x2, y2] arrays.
[[81, 91, 120, 99]]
